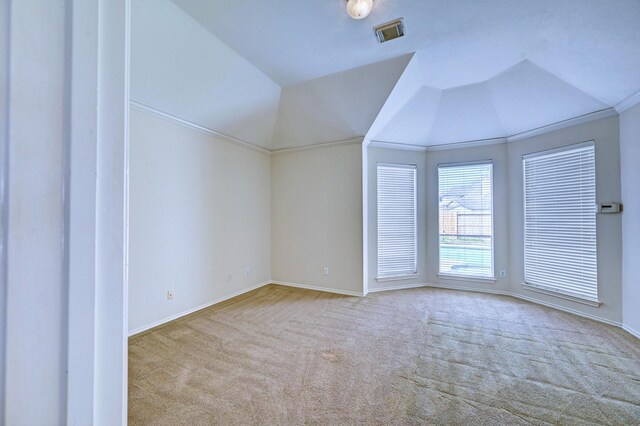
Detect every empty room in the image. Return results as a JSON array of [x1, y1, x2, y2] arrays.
[[2, 0, 640, 424]]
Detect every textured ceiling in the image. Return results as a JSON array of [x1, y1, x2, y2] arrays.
[[168, 0, 640, 147]]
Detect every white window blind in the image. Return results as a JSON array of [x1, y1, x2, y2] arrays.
[[438, 162, 494, 279], [377, 164, 417, 279], [523, 142, 598, 303]]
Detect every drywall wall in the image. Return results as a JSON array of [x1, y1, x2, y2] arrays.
[[620, 103, 640, 336], [128, 108, 271, 333], [271, 143, 364, 295], [367, 147, 428, 291], [3, 1, 129, 422], [130, 0, 281, 149], [273, 56, 411, 150], [367, 115, 623, 325], [426, 143, 511, 292], [0, 0, 8, 420], [508, 115, 622, 323], [4, 0, 67, 422]]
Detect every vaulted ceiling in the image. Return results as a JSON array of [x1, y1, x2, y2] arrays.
[[167, 0, 640, 148]]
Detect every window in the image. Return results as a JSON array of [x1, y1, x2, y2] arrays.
[[438, 162, 493, 279], [523, 142, 598, 303], [377, 164, 417, 279]]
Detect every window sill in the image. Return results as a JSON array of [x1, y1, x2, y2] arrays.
[[376, 274, 419, 283], [437, 274, 496, 283], [522, 283, 601, 307]]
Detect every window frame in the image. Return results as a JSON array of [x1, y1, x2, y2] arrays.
[[376, 162, 418, 280], [522, 141, 599, 306], [437, 160, 495, 281]]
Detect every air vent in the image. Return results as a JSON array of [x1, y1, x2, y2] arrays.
[[374, 18, 405, 43]]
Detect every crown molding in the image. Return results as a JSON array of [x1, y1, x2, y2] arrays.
[[129, 100, 272, 155], [506, 107, 617, 142], [614, 89, 640, 114], [368, 137, 506, 152], [368, 140, 428, 152], [427, 137, 506, 151], [369, 107, 618, 153], [132, 100, 622, 156], [270, 137, 364, 154], [131, 100, 365, 155]]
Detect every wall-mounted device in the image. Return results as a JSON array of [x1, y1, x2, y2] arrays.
[[597, 202, 621, 214]]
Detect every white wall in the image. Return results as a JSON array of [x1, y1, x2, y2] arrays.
[[273, 56, 411, 150], [271, 143, 364, 295], [0, 0, 8, 420], [4, 1, 68, 422], [366, 115, 623, 325], [367, 148, 428, 291], [508, 116, 622, 323], [620, 103, 640, 335], [128, 108, 271, 333], [366, 143, 510, 293], [131, 0, 281, 149], [2, 0, 130, 422], [426, 143, 511, 292]]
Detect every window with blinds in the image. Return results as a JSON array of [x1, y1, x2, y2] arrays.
[[377, 164, 417, 279], [438, 162, 494, 279], [523, 142, 598, 303]]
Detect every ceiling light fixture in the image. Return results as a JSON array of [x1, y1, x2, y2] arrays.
[[346, 0, 373, 20]]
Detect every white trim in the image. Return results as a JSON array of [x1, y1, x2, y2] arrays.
[[513, 292, 618, 327], [368, 108, 618, 153], [127, 279, 638, 341], [368, 140, 428, 152], [362, 142, 369, 295], [427, 138, 506, 151], [128, 281, 270, 337], [622, 324, 640, 340], [437, 274, 496, 283], [270, 280, 366, 297], [614, 89, 640, 114], [376, 274, 419, 282], [131, 100, 365, 155], [418, 282, 511, 296], [370, 282, 624, 329], [271, 137, 364, 154], [507, 108, 617, 142], [130, 100, 272, 155], [368, 282, 428, 293], [522, 283, 601, 307]]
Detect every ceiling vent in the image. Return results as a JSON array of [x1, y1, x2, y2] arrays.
[[374, 18, 405, 43]]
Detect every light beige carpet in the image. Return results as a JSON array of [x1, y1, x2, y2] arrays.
[[129, 285, 640, 425]]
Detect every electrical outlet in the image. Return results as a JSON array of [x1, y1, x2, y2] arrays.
[[323, 267, 329, 276], [499, 270, 506, 278], [167, 290, 174, 300], [245, 267, 251, 277], [227, 274, 233, 281]]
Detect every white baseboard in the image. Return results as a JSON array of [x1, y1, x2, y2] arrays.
[[419, 282, 511, 297], [128, 279, 638, 341], [270, 280, 365, 297], [622, 324, 640, 340], [370, 282, 627, 330], [368, 282, 429, 293], [128, 281, 270, 337]]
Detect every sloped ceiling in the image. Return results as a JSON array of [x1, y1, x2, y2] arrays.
[[373, 58, 611, 146], [273, 55, 411, 149], [131, 0, 281, 149], [165, 0, 640, 148]]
